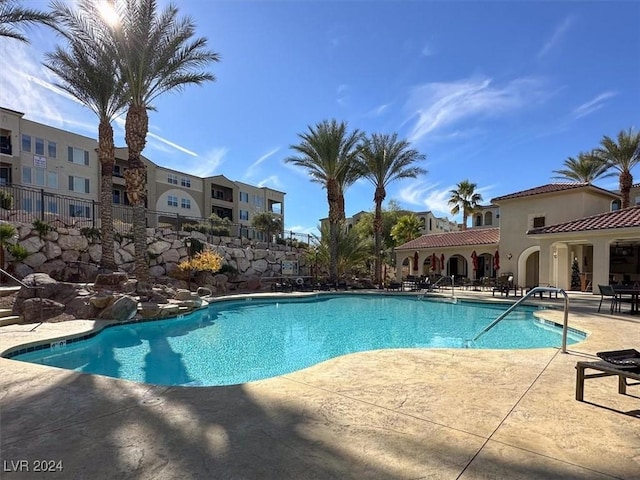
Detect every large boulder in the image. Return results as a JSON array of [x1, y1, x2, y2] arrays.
[[22, 298, 65, 323], [57, 234, 88, 252], [66, 296, 99, 320], [147, 240, 171, 256], [13, 273, 79, 316], [23, 252, 47, 268], [94, 272, 129, 292], [37, 259, 67, 278], [98, 295, 138, 321]]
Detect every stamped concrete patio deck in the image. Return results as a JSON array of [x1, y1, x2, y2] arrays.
[[0, 290, 638, 479]]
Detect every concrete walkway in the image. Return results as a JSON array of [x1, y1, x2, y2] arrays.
[[0, 290, 638, 479]]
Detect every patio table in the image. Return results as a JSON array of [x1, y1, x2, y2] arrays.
[[612, 286, 640, 314]]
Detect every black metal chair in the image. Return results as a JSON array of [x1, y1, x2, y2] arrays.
[[597, 284, 620, 313]]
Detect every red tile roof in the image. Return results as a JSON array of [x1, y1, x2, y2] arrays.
[[527, 206, 640, 235], [491, 183, 618, 202], [396, 228, 500, 250]]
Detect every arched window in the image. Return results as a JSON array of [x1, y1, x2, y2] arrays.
[[475, 214, 482, 226], [429, 218, 432, 230], [484, 211, 493, 225], [611, 199, 621, 211]]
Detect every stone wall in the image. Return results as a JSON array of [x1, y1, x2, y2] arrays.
[[4, 222, 307, 291]]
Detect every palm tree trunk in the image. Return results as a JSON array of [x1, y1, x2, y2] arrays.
[[124, 105, 150, 283], [327, 178, 340, 283], [461, 213, 468, 230], [98, 120, 116, 271], [373, 186, 385, 286], [620, 170, 633, 209]]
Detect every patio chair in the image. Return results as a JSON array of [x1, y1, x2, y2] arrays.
[[597, 284, 620, 313], [575, 349, 640, 402]]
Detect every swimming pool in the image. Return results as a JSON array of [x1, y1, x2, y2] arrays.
[[8, 294, 585, 386]]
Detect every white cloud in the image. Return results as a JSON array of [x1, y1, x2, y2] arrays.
[[398, 181, 452, 215], [243, 147, 280, 180], [337, 84, 349, 107], [365, 103, 391, 117], [538, 16, 574, 59], [421, 44, 435, 57], [183, 147, 228, 177], [571, 91, 617, 120], [257, 175, 282, 189], [404, 76, 548, 144]]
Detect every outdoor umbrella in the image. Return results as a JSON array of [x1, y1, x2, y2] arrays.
[[431, 252, 437, 271], [413, 251, 419, 271], [440, 254, 445, 272], [471, 250, 478, 271], [494, 250, 500, 271]]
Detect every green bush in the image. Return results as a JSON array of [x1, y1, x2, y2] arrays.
[[7, 244, 28, 261], [32, 219, 54, 238], [80, 227, 101, 243], [0, 190, 13, 210]]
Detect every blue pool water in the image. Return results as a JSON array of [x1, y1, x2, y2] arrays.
[[10, 294, 585, 386]]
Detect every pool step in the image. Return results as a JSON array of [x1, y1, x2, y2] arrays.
[[0, 308, 15, 318], [0, 315, 22, 327]]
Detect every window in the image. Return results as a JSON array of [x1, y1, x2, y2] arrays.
[[68, 147, 89, 165], [68, 175, 90, 193], [69, 204, 90, 218], [35, 137, 45, 155], [239, 191, 249, 202], [253, 195, 264, 208], [48, 141, 57, 158], [47, 171, 58, 189], [113, 165, 122, 177], [113, 189, 121, 204], [239, 210, 249, 221], [532, 216, 545, 228], [22, 166, 31, 184], [167, 173, 178, 185], [635, 196, 640, 206], [475, 214, 482, 227], [167, 195, 178, 207], [181, 198, 191, 209], [22, 134, 31, 152], [34, 168, 45, 186], [181, 177, 191, 188], [46, 201, 58, 214], [484, 211, 493, 225]]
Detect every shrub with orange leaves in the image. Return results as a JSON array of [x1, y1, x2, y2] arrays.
[[178, 249, 223, 273]]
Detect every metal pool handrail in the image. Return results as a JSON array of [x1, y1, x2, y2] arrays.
[[469, 287, 570, 353]]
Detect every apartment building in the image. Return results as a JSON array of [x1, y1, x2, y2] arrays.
[[320, 209, 458, 235], [1, 107, 285, 230]]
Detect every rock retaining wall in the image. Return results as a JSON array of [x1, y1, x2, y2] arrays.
[[4, 222, 307, 293]]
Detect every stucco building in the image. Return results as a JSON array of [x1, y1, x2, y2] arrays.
[[1, 107, 285, 235], [395, 183, 640, 293]]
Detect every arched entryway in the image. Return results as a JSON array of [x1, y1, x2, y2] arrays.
[[447, 254, 468, 278], [518, 246, 540, 288]]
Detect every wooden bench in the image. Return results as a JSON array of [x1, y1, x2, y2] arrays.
[[575, 360, 640, 401]]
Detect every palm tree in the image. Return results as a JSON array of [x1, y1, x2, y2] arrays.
[[317, 222, 370, 279], [106, 0, 220, 281], [46, 0, 129, 271], [0, 0, 52, 42], [251, 211, 283, 246], [552, 151, 614, 183], [448, 180, 483, 230], [594, 128, 640, 208], [356, 133, 426, 285], [286, 119, 363, 282], [390, 214, 422, 246]]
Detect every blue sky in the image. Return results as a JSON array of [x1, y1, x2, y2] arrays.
[[1, 1, 639, 235]]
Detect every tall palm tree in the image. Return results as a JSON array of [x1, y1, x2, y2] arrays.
[[251, 211, 283, 247], [448, 180, 483, 230], [286, 119, 363, 282], [106, 0, 220, 281], [356, 133, 426, 285], [0, 0, 52, 42], [46, 0, 129, 271], [552, 151, 614, 183], [594, 128, 640, 208]]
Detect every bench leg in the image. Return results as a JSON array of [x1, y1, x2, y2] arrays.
[[576, 365, 585, 401], [619, 375, 627, 395]]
